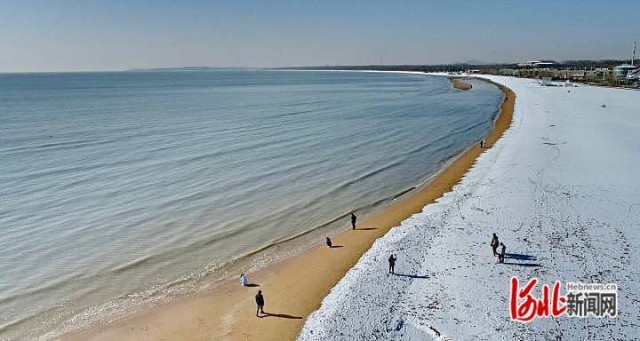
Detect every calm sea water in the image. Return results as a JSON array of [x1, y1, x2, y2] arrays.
[[0, 70, 502, 339]]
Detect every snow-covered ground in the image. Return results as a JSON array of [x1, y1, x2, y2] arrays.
[[298, 76, 640, 340]]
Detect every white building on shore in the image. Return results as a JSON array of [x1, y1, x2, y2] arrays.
[[517, 60, 556, 68]]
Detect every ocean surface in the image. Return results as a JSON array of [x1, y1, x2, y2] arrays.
[[0, 70, 503, 340]]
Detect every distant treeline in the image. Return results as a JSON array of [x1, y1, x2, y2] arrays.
[[281, 60, 632, 72]]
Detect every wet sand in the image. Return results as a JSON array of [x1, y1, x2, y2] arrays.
[[452, 79, 473, 90], [62, 80, 515, 341]]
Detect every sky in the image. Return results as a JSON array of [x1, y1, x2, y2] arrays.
[[0, 0, 639, 72]]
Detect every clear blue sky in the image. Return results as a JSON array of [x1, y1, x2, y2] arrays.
[[1, 0, 638, 72]]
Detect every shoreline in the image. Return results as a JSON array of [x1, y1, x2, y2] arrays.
[[61, 76, 515, 341]]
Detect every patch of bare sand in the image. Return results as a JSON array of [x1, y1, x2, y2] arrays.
[[452, 79, 473, 90]]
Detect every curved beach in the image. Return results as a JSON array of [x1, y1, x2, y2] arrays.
[[298, 76, 640, 340], [61, 76, 514, 341]]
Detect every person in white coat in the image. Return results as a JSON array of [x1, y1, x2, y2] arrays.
[[240, 273, 248, 286]]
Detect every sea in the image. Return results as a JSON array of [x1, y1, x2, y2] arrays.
[[0, 70, 503, 340]]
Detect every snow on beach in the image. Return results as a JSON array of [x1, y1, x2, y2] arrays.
[[298, 76, 640, 340]]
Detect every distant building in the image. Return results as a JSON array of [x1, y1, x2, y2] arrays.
[[517, 60, 556, 68], [613, 64, 636, 79]]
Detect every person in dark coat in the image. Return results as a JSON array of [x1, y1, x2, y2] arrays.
[[388, 254, 397, 274], [255, 290, 265, 317], [326, 237, 332, 248], [490, 233, 499, 256], [351, 212, 357, 229], [498, 243, 506, 264]]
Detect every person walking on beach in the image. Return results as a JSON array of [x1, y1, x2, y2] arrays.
[[326, 237, 332, 248], [498, 243, 506, 264], [255, 290, 265, 317], [351, 212, 357, 230], [388, 254, 397, 274], [490, 233, 499, 256], [240, 273, 248, 287]]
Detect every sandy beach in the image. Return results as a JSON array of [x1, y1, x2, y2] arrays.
[[61, 78, 515, 341]]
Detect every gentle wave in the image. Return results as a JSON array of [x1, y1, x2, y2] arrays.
[[0, 70, 503, 340]]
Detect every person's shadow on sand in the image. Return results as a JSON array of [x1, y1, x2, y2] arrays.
[[259, 311, 302, 319], [502, 262, 541, 267], [245, 283, 260, 287], [505, 253, 537, 261], [502, 253, 541, 267], [393, 273, 429, 279]]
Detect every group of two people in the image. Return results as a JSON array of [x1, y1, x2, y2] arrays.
[[490, 233, 506, 263], [239, 274, 265, 317], [325, 212, 358, 247], [240, 274, 267, 317]]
